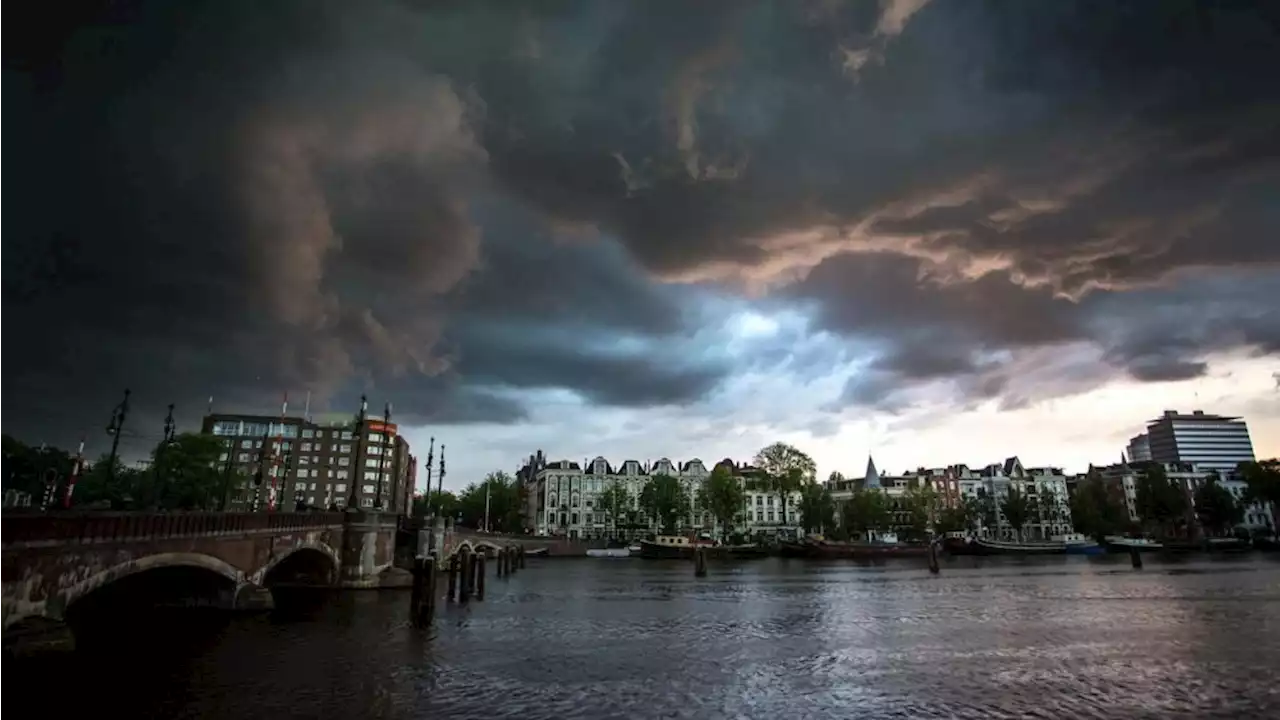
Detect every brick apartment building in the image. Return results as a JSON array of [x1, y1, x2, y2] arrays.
[[200, 413, 415, 514]]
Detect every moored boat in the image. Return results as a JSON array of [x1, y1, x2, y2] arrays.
[[638, 535, 713, 559], [1103, 535, 1163, 553], [586, 548, 632, 558], [973, 533, 1099, 556]]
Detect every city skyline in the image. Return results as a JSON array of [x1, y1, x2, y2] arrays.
[[7, 1, 1278, 493]]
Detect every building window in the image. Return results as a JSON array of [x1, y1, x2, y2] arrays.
[[310, 469, 319, 478], [241, 440, 252, 449], [336, 470, 349, 480], [218, 453, 228, 462], [362, 484, 375, 494], [360, 497, 373, 507], [341, 431, 353, 440], [339, 444, 351, 454], [370, 433, 383, 442], [238, 453, 250, 462], [301, 442, 312, 452], [335, 483, 347, 492], [299, 456, 310, 465], [338, 457, 350, 467], [302, 429, 314, 439], [368, 445, 381, 456]]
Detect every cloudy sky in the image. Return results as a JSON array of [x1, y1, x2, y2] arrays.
[[7, 0, 1278, 489]]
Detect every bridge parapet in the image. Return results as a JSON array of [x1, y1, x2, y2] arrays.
[[3, 512, 345, 548]]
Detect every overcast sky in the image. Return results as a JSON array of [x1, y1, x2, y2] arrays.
[[6, 0, 1278, 490]]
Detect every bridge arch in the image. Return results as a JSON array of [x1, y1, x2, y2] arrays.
[[257, 543, 341, 587], [59, 552, 244, 618]]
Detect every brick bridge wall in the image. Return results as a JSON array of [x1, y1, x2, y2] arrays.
[[412, 517, 595, 561], [1, 510, 399, 631]]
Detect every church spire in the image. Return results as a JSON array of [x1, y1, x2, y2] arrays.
[[864, 455, 881, 489]]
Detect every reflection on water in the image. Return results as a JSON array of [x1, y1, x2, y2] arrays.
[[8, 555, 1280, 719]]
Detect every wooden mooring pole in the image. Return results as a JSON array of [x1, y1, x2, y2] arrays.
[[694, 547, 707, 577], [409, 556, 438, 627], [1130, 546, 1143, 569], [477, 552, 487, 600], [459, 546, 473, 602], [927, 539, 940, 575], [447, 553, 459, 601]]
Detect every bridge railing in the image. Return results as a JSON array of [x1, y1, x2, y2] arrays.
[[1, 512, 346, 546]]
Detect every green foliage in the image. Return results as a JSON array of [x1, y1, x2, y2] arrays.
[[413, 490, 459, 519], [598, 479, 633, 536], [2, 435, 78, 502], [640, 473, 688, 534], [1238, 460, 1280, 515], [841, 489, 889, 537], [456, 472, 522, 532], [753, 442, 817, 529], [797, 482, 834, 534], [900, 485, 940, 541], [1194, 476, 1243, 537], [1000, 485, 1031, 540], [698, 465, 745, 539], [1134, 464, 1188, 536], [1069, 476, 1129, 541]]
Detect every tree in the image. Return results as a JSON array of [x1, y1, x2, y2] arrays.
[[841, 489, 889, 540], [1195, 476, 1243, 537], [413, 490, 459, 519], [456, 471, 522, 532], [697, 465, 745, 540], [148, 433, 233, 510], [640, 473, 688, 534], [753, 442, 817, 531], [1238, 460, 1280, 528], [900, 485, 940, 541], [1001, 485, 1031, 541], [2, 435, 79, 504], [1069, 477, 1128, 541], [1135, 464, 1188, 537], [797, 482, 835, 534], [827, 471, 846, 488], [598, 479, 633, 539]]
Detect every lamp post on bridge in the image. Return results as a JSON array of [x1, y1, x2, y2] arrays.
[[104, 389, 131, 484]]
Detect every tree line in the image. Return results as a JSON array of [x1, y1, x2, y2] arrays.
[[1069, 461, 1280, 541], [3, 433, 250, 511]]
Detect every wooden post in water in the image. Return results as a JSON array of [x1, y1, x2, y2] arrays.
[[694, 547, 707, 577], [1129, 546, 1143, 569], [927, 539, 940, 575], [447, 553, 459, 601], [409, 557, 425, 622], [477, 552, 487, 599], [518, 544, 526, 569], [511, 546, 520, 574], [459, 546, 473, 601], [499, 547, 509, 577]]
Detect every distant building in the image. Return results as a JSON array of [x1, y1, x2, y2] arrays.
[[200, 413, 413, 514], [526, 455, 802, 540], [1091, 460, 1274, 535], [1126, 433, 1152, 463], [831, 455, 1075, 542], [1142, 410, 1255, 476]]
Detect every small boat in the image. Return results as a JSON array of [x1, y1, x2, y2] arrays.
[[1205, 537, 1252, 553], [586, 548, 632, 559], [626, 544, 643, 556], [943, 532, 981, 556], [973, 533, 1099, 556], [1104, 536, 1163, 553], [777, 538, 928, 559], [524, 547, 549, 557], [638, 535, 712, 559]]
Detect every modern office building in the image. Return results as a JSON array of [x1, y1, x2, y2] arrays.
[[200, 413, 413, 514], [1126, 433, 1152, 463], [1141, 410, 1255, 476]]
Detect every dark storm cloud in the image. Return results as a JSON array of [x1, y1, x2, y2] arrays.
[[6, 0, 1279, 453]]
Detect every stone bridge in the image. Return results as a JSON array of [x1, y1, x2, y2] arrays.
[[411, 517, 594, 563], [1, 510, 400, 646]]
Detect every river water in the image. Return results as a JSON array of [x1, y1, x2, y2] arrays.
[[11, 555, 1280, 719]]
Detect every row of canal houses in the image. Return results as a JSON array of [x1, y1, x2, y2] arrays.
[[519, 452, 1084, 541], [517, 451, 1276, 541]]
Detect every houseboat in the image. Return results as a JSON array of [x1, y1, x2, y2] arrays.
[[637, 535, 714, 559], [973, 533, 1100, 555], [1103, 536, 1163, 553]]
